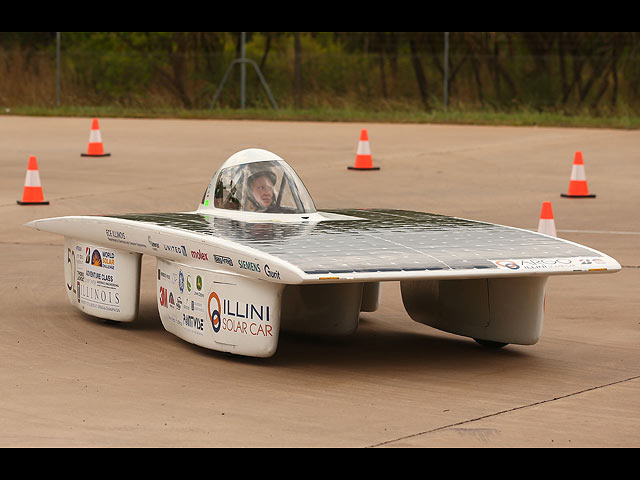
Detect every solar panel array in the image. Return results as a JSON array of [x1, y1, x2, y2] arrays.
[[111, 209, 600, 275]]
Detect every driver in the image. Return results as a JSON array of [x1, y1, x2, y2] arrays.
[[246, 169, 276, 212]]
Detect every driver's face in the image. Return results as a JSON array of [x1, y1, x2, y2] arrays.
[[250, 175, 274, 207]]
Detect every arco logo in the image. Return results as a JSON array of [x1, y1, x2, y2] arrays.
[[495, 260, 520, 270], [208, 291, 221, 333]]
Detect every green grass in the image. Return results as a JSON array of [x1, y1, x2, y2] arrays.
[[4, 105, 640, 129]]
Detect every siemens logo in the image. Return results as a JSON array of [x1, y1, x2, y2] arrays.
[[238, 260, 261, 272]]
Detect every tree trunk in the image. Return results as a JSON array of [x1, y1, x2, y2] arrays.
[[409, 38, 429, 110], [388, 32, 399, 92], [378, 49, 387, 99], [579, 51, 609, 104], [558, 33, 569, 104], [293, 32, 302, 108], [259, 33, 272, 72], [470, 55, 484, 105]]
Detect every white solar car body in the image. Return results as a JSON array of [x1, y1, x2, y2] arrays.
[[27, 149, 621, 357]]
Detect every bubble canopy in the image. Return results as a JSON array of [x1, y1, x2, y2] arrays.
[[198, 149, 316, 215]]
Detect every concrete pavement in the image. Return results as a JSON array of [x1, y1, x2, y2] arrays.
[[1, 116, 638, 447]]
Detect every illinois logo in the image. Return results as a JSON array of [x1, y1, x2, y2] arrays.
[[208, 291, 221, 333]]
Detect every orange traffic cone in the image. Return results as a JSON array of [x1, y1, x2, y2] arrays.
[[348, 128, 379, 170], [17, 156, 49, 205], [537, 201, 556, 236], [561, 151, 595, 198], [81, 118, 111, 157]]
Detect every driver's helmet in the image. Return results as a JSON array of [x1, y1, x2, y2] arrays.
[[200, 149, 316, 214], [245, 164, 277, 212]]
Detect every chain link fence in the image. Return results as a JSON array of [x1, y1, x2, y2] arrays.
[[1, 32, 639, 114]]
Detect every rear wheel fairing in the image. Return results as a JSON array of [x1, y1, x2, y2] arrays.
[[63, 237, 141, 322], [401, 276, 548, 345], [280, 283, 363, 335], [157, 259, 284, 357]]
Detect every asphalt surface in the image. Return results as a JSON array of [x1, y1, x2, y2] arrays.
[[1, 116, 638, 447]]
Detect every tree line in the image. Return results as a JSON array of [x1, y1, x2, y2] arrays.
[[1, 32, 638, 113]]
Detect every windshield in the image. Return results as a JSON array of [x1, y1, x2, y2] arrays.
[[201, 151, 316, 214]]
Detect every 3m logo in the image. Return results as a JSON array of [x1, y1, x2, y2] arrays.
[[159, 286, 168, 308]]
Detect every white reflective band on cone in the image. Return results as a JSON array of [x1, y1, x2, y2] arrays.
[[24, 170, 42, 187], [357, 141, 371, 155], [89, 129, 102, 143], [570, 164, 587, 181]]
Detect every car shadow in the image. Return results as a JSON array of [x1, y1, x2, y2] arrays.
[[91, 301, 533, 372]]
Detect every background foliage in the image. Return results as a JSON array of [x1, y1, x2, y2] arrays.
[[1, 32, 639, 116]]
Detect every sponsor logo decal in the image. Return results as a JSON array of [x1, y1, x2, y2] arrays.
[[208, 291, 221, 333], [159, 287, 168, 307], [86, 248, 115, 269], [91, 249, 102, 267], [495, 260, 519, 270], [85, 270, 113, 282], [214, 255, 233, 266], [578, 258, 605, 265], [492, 257, 597, 271], [178, 270, 184, 293], [264, 264, 280, 279], [148, 235, 160, 250], [190, 249, 209, 261], [101, 251, 115, 269], [105, 229, 126, 241], [238, 260, 261, 272], [105, 229, 145, 249], [207, 290, 273, 337], [191, 300, 204, 313], [183, 313, 204, 331], [79, 284, 120, 307], [164, 244, 187, 256]]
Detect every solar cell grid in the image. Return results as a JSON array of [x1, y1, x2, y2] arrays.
[[111, 209, 600, 275]]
